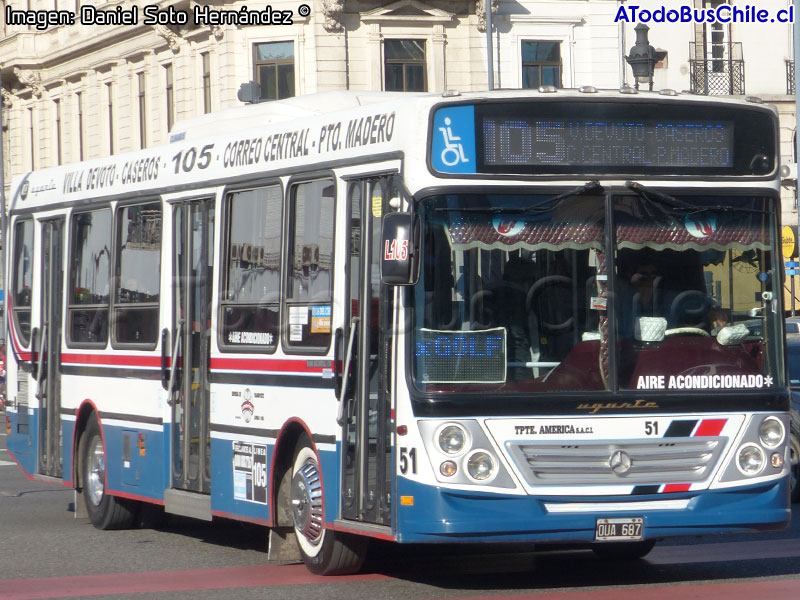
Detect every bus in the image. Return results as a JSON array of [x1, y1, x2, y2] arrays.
[[3, 89, 792, 575]]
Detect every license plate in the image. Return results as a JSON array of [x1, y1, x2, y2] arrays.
[[595, 517, 644, 541]]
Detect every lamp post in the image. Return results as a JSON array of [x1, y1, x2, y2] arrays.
[[625, 23, 665, 91]]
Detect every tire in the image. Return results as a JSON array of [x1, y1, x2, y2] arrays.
[[290, 435, 368, 575], [81, 416, 137, 530], [592, 539, 656, 560], [790, 431, 800, 504]]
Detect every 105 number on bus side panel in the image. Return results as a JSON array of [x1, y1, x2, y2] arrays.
[[172, 144, 214, 174]]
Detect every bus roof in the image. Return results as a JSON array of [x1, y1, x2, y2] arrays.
[[9, 89, 778, 212], [169, 90, 429, 140]]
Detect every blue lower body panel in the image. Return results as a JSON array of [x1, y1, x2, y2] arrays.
[[395, 477, 790, 543]]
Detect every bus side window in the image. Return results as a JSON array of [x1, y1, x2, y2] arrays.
[[113, 202, 162, 347], [220, 184, 282, 351], [12, 219, 34, 346], [68, 208, 111, 347], [284, 178, 335, 350]]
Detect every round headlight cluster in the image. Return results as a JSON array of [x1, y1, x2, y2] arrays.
[[433, 423, 500, 483], [758, 417, 784, 448], [466, 451, 496, 482], [737, 444, 765, 475], [733, 416, 787, 478], [438, 424, 467, 455]]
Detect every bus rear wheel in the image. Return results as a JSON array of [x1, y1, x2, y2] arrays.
[[290, 436, 367, 575], [81, 417, 136, 530]]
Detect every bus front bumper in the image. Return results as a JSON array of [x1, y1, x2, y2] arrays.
[[394, 477, 790, 544]]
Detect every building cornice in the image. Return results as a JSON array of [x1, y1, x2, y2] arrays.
[[362, 0, 454, 25]]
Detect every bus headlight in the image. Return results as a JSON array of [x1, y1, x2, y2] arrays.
[[465, 450, 495, 482], [758, 417, 784, 449], [737, 444, 765, 475], [438, 424, 468, 455]]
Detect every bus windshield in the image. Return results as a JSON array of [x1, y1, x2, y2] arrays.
[[412, 192, 781, 395]]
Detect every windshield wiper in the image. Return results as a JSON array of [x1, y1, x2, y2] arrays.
[[435, 180, 604, 213], [625, 180, 768, 215]]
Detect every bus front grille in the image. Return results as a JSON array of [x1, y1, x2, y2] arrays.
[[505, 437, 726, 486]]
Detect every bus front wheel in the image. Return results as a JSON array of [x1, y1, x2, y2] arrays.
[[290, 435, 367, 575], [81, 417, 137, 530]]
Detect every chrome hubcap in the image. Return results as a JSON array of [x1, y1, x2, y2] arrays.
[[87, 436, 105, 506], [291, 458, 323, 545]]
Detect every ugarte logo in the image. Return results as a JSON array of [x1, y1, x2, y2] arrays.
[[577, 399, 659, 414], [19, 180, 29, 201]]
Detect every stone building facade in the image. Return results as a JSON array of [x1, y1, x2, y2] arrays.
[[1, 0, 797, 222]]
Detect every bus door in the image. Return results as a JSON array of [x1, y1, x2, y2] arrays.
[[340, 177, 394, 526], [169, 199, 214, 494], [35, 218, 64, 478]]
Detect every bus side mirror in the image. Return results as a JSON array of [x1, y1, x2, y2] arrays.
[[380, 212, 419, 286]]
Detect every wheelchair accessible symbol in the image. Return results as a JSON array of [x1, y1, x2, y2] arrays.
[[440, 118, 468, 166], [432, 106, 476, 174]]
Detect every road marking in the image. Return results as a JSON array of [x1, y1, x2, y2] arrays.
[[0, 564, 390, 599], [2, 564, 799, 600], [0, 460, 15, 466]]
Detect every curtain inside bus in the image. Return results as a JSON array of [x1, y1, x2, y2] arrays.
[[411, 193, 780, 395]]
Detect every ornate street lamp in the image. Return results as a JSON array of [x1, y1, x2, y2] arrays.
[[625, 23, 666, 91]]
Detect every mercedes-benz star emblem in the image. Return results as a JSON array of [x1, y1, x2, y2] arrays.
[[609, 450, 633, 475]]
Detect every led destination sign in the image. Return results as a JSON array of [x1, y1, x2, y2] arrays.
[[416, 328, 507, 384], [481, 117, 733, 169], [428, 100, 776, 177]]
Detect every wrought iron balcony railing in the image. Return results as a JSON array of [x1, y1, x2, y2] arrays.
[[788, 59, 795, 95], [689, 41, 745, 95]]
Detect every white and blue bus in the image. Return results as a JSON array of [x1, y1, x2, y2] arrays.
[[4, 89, 792, 574]]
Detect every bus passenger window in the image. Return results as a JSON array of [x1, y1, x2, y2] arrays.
[[68, 208, 111, 346], [285, 178, 335, 350], [12, 219, 34, 346], [113, 202, 162, 346], [221, 185, 282, 351]]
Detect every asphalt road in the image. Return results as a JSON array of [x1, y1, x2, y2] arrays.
[[2, 412, 799, 600]]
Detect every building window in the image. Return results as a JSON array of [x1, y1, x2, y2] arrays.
[[253, 41, 295, 100], [202, 52, 211, 114], [384, 40, 427, 92], [521, 41, 562, 89], [137, 72, 147, 148], [106, 82, 114, 154], [54, 98, 62, 165], [705, 0, 727, 72], [165, 64, 174, 132], [76, 91, 84, 160]]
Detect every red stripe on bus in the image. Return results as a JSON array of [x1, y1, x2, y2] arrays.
[[60, 353, 163, 368], [210, 357, 332, 373], [694, 418, 727, 437], [662, 483, 691, 493]]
